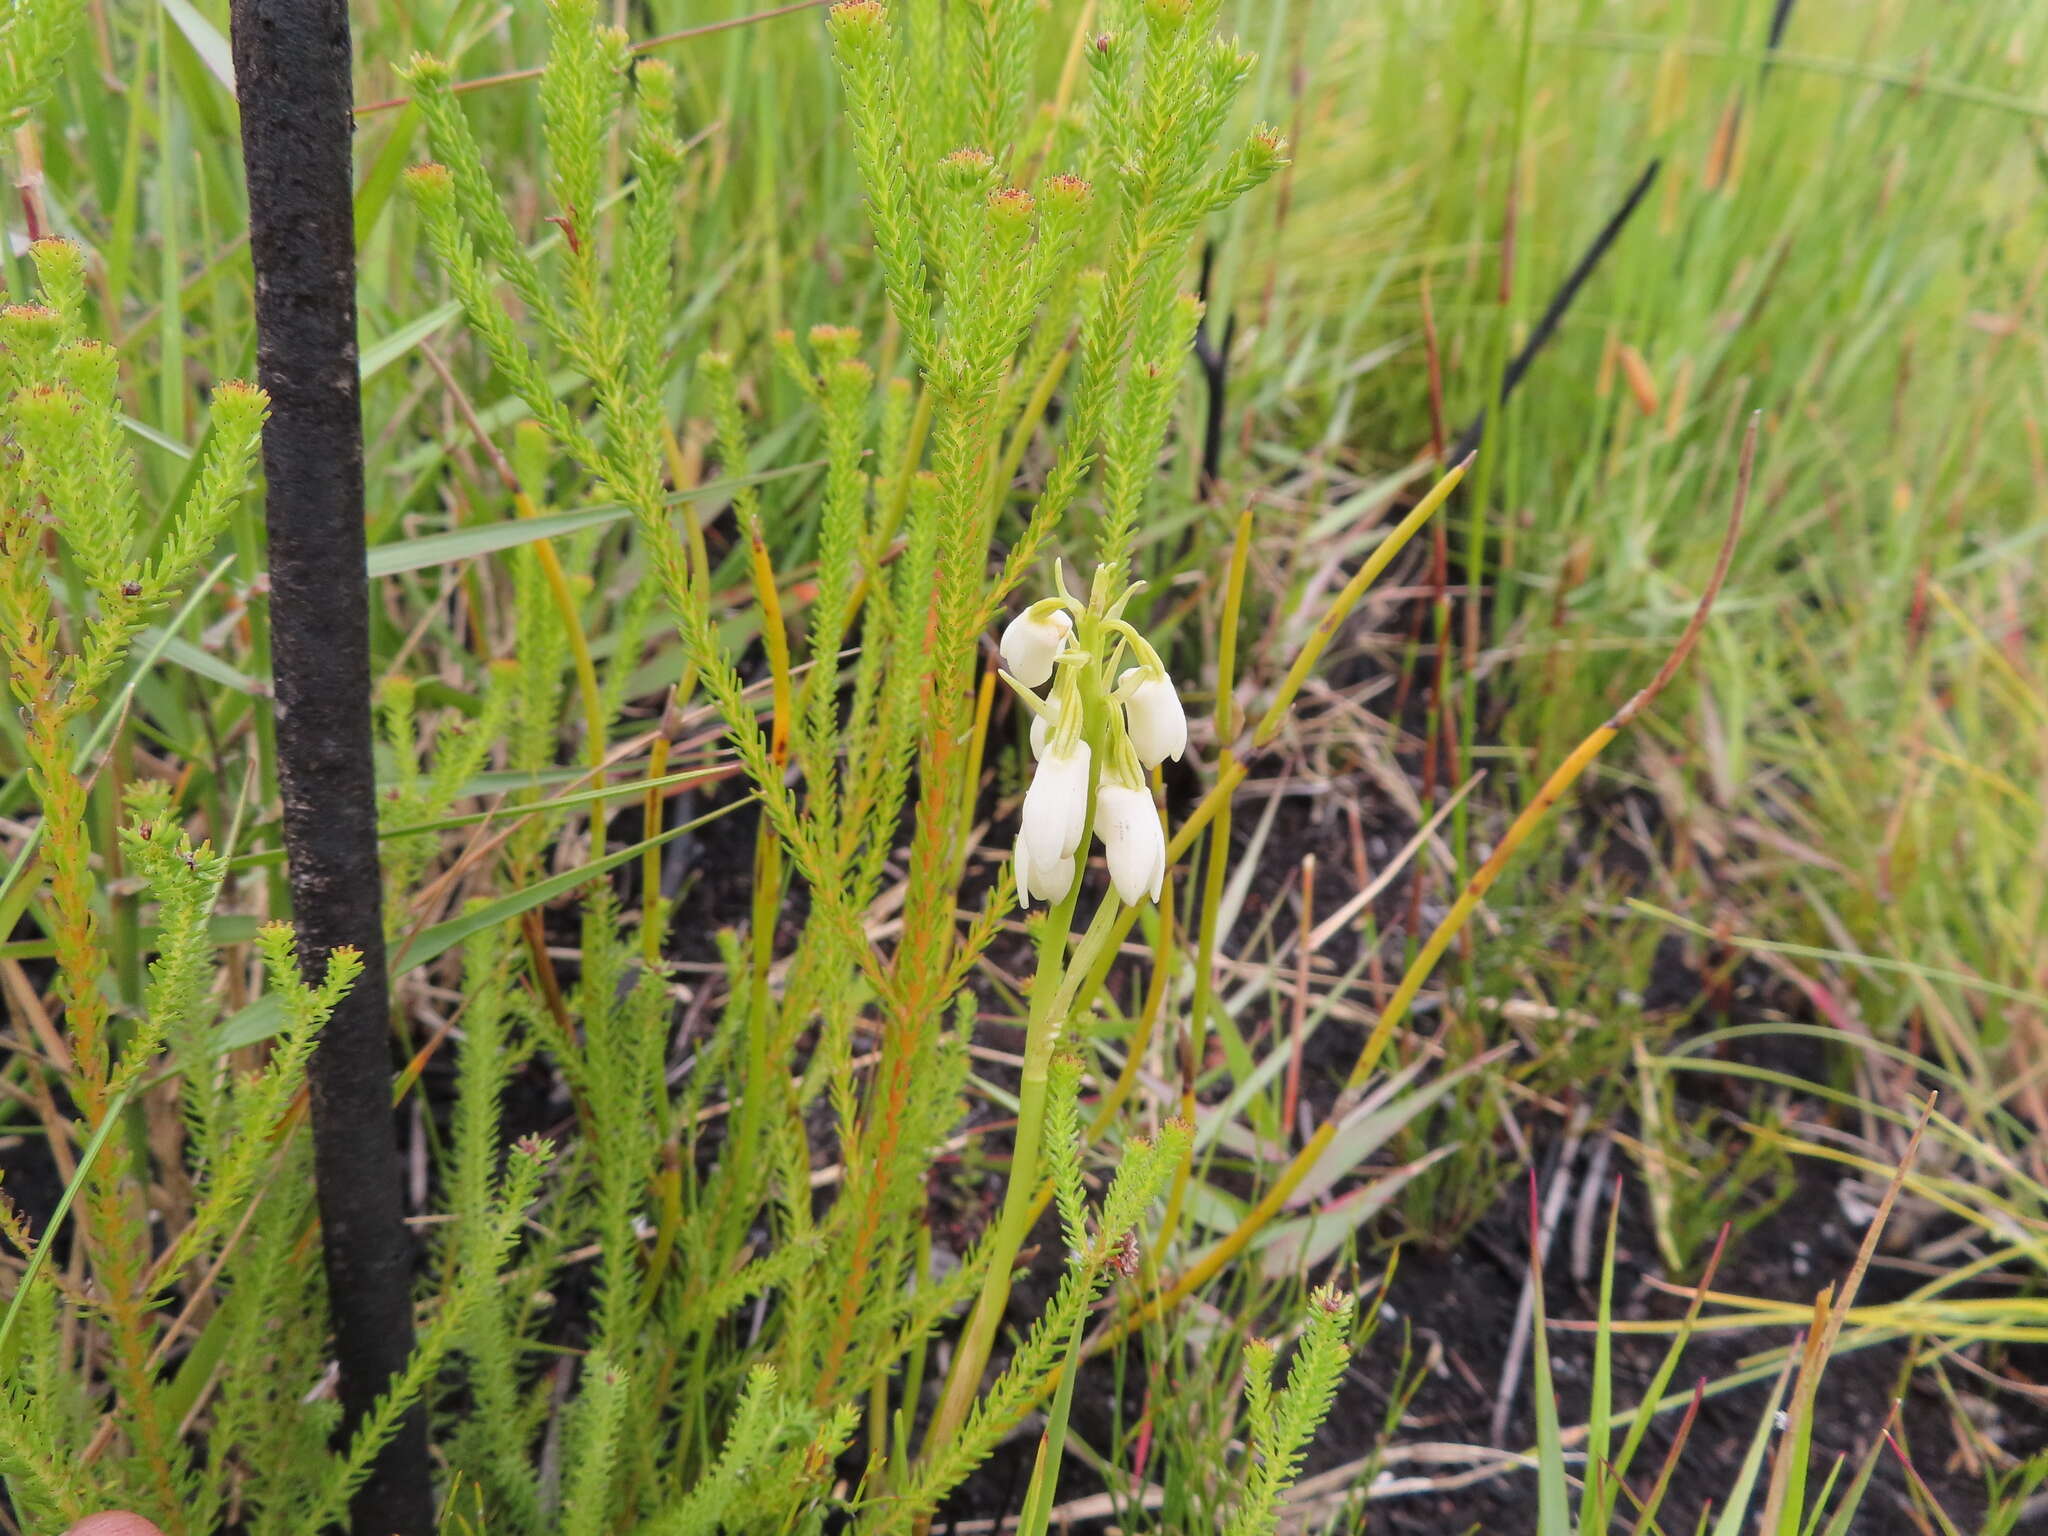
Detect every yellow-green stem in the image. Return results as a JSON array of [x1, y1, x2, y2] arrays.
[[920, 609, 1120, 1464], [921, 893, 1123, 1461], [989, 346, 1073, 507], [659, 424, 711, 711], [513, 487, 608, 774], [640, 732, 670, 969], [877, 385, 938, 551], [954, 666, 998, 888], [1156, 771, 1230, 1249]]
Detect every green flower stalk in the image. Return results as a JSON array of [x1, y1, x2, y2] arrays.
[[923, 558, 1177, 1465]]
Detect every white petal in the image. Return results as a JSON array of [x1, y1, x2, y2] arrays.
[[1121, 668, 1188, 767], [1054, 743, 1091, 854], [1000, 607, 1073, 689], [1095, 782, 1164, 906], [1014, 830, 1075, 906], [1022, 739, 1090, 867]]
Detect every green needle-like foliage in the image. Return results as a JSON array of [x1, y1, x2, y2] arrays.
[[2, 2, 1360, 1531], [393, 0, 1270, 1515], [0, 0, 81, 131], [386, 0, 1305, 1526], [0, 235, 552, 1536], [1225, 1288, 1356, 1536]]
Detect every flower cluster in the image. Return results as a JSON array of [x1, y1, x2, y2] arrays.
[[1000, 568, 1187, 910]]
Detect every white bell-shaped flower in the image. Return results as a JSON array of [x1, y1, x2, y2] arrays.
[[1119, 667, 1187, 767], [1029, 695, 1061, 759], [1020, 737, 1090, 872], [1000, 603, 1073, 688], [1012, 831, 1076, 908], [1094, 780, 1166, 905]]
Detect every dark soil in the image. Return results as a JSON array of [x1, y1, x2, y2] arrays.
[[930, 1044, 2046, 1536], [915, 747, 2048, 1534], [1342, 1174, 2035, 1535]]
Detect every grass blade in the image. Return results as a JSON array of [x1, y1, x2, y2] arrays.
[[1526, 1171, 1569, 1535]]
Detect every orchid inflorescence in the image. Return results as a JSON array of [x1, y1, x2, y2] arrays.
[[1000, 564, 1187, 911]]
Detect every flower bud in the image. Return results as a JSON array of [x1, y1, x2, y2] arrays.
[[1012, 832, 1076, 909], [987, 186, 1035, 236], [1000, 603, 1073, 688], [61, 338, 118, 400], [1021, 738, 1090, 871], [1119, 667, 1187, 767], [596, 25, 631, 74], [827, 0, 887, 43], [939, 147, 997, 192], [402, 161, 457, 210], [0, 303, 63, 352], [29, 237, 83, 288], [402, 52, 454, 90], [207, 379, 270, 432], [637, 58, 678, 117], [1041, 174, 1093, 212], [1094, 781, 1165, 905], [1248, 124, 1287, 169], [808, 323, 863, 363]]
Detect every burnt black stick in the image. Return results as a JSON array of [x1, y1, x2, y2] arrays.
[[227, 5, 433, 1534], [1192, 241, 1237, 500], [1448, 158, 1662, 466], [1458, 0, 1797, 462]]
